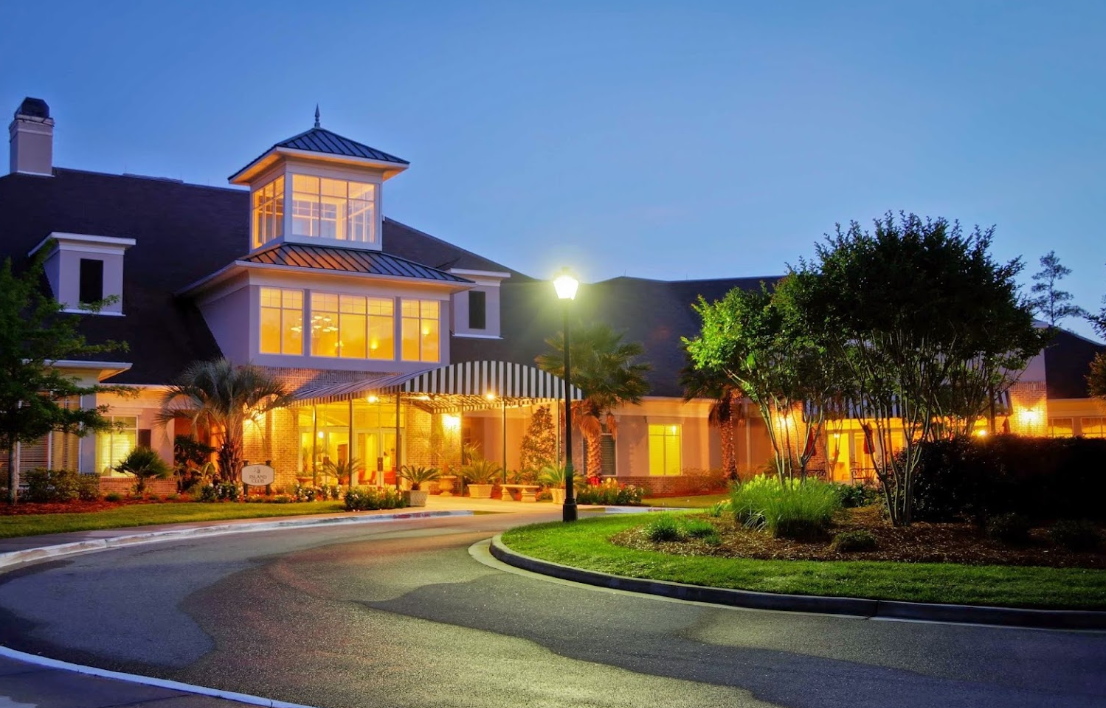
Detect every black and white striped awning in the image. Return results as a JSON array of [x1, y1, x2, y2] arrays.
[[292, 361, 583, 406]]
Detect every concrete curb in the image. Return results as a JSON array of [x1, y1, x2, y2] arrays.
[[0, 509, 473, 571], [0, 508, 475, 707], [489, 535, 1106, 630]]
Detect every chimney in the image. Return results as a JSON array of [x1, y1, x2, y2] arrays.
[[9, 97, 54, 176]]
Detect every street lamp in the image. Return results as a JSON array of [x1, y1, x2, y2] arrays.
[[554, 268, 579, 522]]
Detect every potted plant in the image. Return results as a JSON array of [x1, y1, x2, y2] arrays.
[[114, 446, 172, 496], [323, 457, 363, 487], [461, 458, 502, 499], [399, 465, 440, 507], [538, 464, 578, 504]]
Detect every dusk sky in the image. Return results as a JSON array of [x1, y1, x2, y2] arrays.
[[2, 1, 1104, 339]]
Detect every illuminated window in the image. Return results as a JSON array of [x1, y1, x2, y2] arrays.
[[291, 175, 375, 243], [260, 287, 303, 355], [1049, 418, 1074, 438], [308, 293, 394, 360], [648, 424, 681, 476], [401, 299, 439, 362], [252, 176, 284, 249], [97, 416, 138, 475], [1081, 417, 1106, 438]]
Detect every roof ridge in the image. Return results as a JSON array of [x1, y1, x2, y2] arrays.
[[47, 167, 245, 193]]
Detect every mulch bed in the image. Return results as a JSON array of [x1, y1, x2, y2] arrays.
[[614, 506, 1106, 569], [0, 498, 184, 516]]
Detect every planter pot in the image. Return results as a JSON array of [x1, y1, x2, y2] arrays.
[[468, 483, 494, 499], [549, 488, 566, 504], [438, 475, 457, 497], [404, 489, 429, 507]]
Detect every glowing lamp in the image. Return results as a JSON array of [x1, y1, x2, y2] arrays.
[[553, 268, 579, 300], [367, 395, 379, 403], [485, 392, 496, 401]]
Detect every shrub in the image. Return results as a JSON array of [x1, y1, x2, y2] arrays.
[[986, 512, 1032, 545], [574, 479, 645, 506], [1050, 519, 1101, 551], [344, 486, 408, 511], [197, 482, 240, 502], [104, 492, 123, 503], [835, 483, 880, 509], [707, 500, 730, 518], [730, 475, 842, 539], [24, 469, 99, 503], [682, 518, 718, 538], [113, 447, 172, 494], [643, 515, 684, 542], [912, 436, 1106, 523], [830, 530, 878, 553]]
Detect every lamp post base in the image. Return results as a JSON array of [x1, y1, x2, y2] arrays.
[[562, 499, 578, 522]]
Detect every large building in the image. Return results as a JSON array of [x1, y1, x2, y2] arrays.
[[2, 97, 1103, 494]]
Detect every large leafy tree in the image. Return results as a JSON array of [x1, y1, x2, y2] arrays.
[[1089, 352, 1106, 402], [790, 213, 1047, 525], [0, 252, 129, 503], [1030, 251, 1087, 327], [159, 359, 289, 483], [537, 322, 650, 481], [679, 357, 741, 480]]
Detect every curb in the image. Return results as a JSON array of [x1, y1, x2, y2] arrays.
[[0, 509, 476, 707], [0, 509, 473, 571], [489, 535, 1106, 630]]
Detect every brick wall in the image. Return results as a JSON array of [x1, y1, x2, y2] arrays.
[[99, 477, 177, 497], [1008, 381, 1049, 437], [619, 472, 728, 496]]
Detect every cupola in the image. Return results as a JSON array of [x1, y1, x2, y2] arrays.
[[229, 108, 408, 253]]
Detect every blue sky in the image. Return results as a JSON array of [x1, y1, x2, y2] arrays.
[[2, 1, 1104, 338]]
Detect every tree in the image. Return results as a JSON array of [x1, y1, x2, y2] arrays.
[[1089, 352, 1106, 402], [790, 213, 1046, 525], [537, 322, 650, 481], [519, 404, 557, 471], [114, 446, 171, 494], [1030, 251, 1088, 327], [679, 355, 741, 481], [0, 251, 129, 503], [159, 359, 289, 484]]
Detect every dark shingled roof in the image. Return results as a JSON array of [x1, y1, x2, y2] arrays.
[[243, 243, 472, 283], [452, 276, 775, 398], [274, 127, 408, 165], [1045, 329, 1106, 399]]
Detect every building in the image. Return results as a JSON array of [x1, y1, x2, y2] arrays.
[[2, 97, 1104, 494]]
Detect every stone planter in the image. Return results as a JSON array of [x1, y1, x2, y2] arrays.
[[468, 483, 494, 499], [549, 488, 566, 504], [404, 489, 429, 507], [438, 475, 457, 497]]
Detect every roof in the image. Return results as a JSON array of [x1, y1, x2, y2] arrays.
[[243, 243, 473, 283], [1045, 328, 1106, 399], [451, 275, 775, 398], [230, 126, 409, 183]]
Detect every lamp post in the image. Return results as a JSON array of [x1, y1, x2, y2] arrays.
[[554, 268, 579, 522]]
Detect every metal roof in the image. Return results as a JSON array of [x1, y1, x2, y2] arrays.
[[243, 243, 473, 283], [292, 361, 584, 406], [276, 127, 408, 165]]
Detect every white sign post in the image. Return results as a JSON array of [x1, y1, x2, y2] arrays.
[[242, 464, 275, 488]]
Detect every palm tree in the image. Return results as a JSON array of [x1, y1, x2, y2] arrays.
[[537, 322, 650, 481], [159, 359, 289, 483], [679, 358, 741, 481]]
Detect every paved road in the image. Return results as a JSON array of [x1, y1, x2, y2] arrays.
[[1, 511, 1104, 708]]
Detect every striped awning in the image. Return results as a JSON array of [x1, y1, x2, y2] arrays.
[[292, 361, 583, 405]]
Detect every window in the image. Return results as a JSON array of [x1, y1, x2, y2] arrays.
[[79, 259, 103, 304], [648, 424, 682, 476], [1081, 417, 1106, 438], [252, 176, 284, 249], [309, 293, 394, 359], [97, 416, 138, 474], [260, 287, 303, 355], [401, 299, 439, 362], [291, 175, 375, 243], [1050, 418, 1074, 438], [468, 290, 486, 330]]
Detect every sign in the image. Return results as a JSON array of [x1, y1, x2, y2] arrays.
[[241, 464, 275, 486]]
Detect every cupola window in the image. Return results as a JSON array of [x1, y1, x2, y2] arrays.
[[252, 176, 284, 249], [291, 175, 376, 244]]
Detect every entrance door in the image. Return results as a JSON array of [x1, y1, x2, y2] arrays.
[[356, 430, 398, 486]]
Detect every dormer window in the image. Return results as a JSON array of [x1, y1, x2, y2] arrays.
[[291, 175, 376, 244], [28, 233, 133, 316]]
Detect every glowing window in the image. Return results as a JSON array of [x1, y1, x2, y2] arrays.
[[97, 416, 138, 475], [291, 175, 375, 243], [648, 424, 681, 476], [1049, 417, 1074, 438], [259, 287, 303, 355], [252, 176, 284, 249], [310, 292, 340, 357], [368, 298, 394, 360], [308, 293, 394, 360], [1081, 417, 1106, 438], [401, 299, 440, 362]]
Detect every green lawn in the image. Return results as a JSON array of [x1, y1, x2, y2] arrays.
[[642, 493, 729, 508], [501, 514, 1106, 610], [0, 501, 348, 540]]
